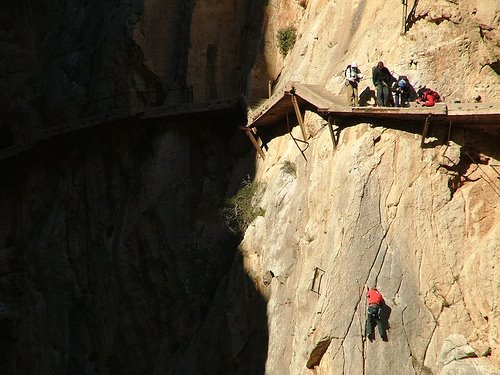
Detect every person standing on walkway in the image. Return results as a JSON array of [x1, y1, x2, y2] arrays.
[[345, 62, 363, 106], [365, 286, 388, 342], [372, 61, 395, 107]]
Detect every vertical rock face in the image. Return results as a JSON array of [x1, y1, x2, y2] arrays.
[[242, 2, 499, 372], [185, 0, 267, 101], [267, 0, 500, 103], [0, 0, 266, 145], [0, 0, 499, 374], [243, 122, 499, 374], [0, 123, 268, 374], [1, 0, 146, 144]]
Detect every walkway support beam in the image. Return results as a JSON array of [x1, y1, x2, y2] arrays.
[[421, 114, 431, 148], [291, 94, 308, 142], [327, 116, 337, 149], [402, 0, 408, 34], [246, 129, 266, 159]]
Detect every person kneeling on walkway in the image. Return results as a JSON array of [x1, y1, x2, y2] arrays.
[[365, 286, 388, 342], [394, 76, 410, 107], [345, 62, 363, 106], [416, 87, 441, 107]]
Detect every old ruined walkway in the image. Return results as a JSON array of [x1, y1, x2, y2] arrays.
[[0, 96, 242, 161], [245, 82, 500, 158]]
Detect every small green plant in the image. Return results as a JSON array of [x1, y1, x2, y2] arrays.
[[281, 160, 297, 177], [277, 26, 297, 56], [221, 176, 266, 233]]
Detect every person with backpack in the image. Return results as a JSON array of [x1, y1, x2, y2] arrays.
[[416, 87, 441, 107], [344, 62, 363, 106], [394, 76, 410, 107], [365, 286, 388, 342], [372, 61, 396, 107]]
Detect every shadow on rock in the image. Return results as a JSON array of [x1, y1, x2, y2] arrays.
[[379, 300, 392, 341], [172, 250, 269, 374]]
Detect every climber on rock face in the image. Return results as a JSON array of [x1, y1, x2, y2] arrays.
[[365, 286, 388, 342]]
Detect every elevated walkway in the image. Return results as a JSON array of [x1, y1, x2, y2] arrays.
[[0, 96, 242, 161], [245, 82, 500, 157], [143, 97, 241, 120]]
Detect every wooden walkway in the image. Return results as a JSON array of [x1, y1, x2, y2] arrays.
[[0, 97, 242, 161], [245, 82, 500, 157], [2, 81, 498, 161]]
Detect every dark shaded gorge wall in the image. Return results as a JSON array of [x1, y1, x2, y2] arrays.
[[185, 0, 270, 101], [2, 0, 147, 129], [0, 0, 269, 146], [0, 119, 268, 374], [0, 0, 272, 373]]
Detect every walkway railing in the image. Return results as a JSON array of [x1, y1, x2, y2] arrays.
[[0, 85, 195, 158], [80, 86, 194, 116]]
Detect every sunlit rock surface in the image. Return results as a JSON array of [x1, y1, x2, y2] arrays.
[[0, 0, 498, 374], [244, 122, 498, 374]]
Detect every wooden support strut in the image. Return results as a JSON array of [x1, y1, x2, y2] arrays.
[[447, 120, 453, 145], [421, 114, 431, 148], [291, 94, 308, 142], [401, 0, 408, 34], [286, 113, 309, 162], [245, 128, 266, 159], [327, 116, 337, 149]]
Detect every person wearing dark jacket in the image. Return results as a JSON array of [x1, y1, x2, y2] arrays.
[[372, 61, 395, 107], [394, 76, 410, 107]]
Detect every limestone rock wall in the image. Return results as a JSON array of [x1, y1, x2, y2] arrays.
[[0, 0, 265, 145], [0, 122, 268, 374], [237, 2, 500, 370], [1, 0, 146, 133], [260, 0, 500, 104], [242, 121, 499, 374], [0, 0, 499, 374]]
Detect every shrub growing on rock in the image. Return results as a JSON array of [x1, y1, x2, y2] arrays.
[[221, 176, 266, 233], [277, 26, 297, 56]]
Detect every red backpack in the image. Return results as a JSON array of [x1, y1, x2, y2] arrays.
[[423, 88, 441, 102]]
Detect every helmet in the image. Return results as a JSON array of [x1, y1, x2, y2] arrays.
[[351, 62, 358, 68]]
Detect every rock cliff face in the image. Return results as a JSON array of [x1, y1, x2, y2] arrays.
[[0, 122, 268, 374], [0, 0, 499, 374], [265, 0, 500, 103], [241, 1, 499, 373], [244, 121, 499, 374], [0, 0, 265, 143]]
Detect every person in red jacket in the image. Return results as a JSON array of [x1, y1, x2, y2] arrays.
[[416, 87, 441, 107], [365, 287, 388, 342]]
